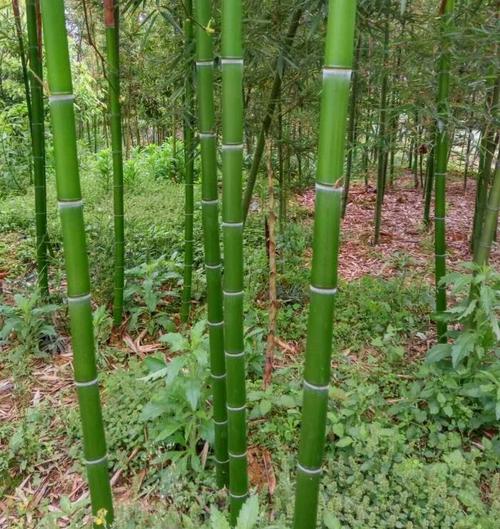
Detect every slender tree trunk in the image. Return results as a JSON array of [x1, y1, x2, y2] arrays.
[[264, 142, 277, 389], [342, 33, 362, 217], [40, 0, 114, 525], [12, 0, 32, 132], [472, 74, 499, 255], [103, 0, 125, 326], [374, 8, 390, 245], [242, 6, 303, 222], [474, 158, 499, 266], [463, 126, 473, 191], [194, 0, 229, 487], [433, 0, 455, 343], [26, 0, 48, 297], [293, 2, 357, 528], [423, 145, 435, 226], [180, 0, 195, 323], [221, 0, 248, 521]]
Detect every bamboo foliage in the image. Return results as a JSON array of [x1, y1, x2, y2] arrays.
[[181, 0, 195, 323], [221, 0, 248, 521], [103, 0, 125, 326], [433, 0, 454, 343], [40, 0, 114, 525], [26, 0, 48, 297], [293, 2, 357, 528], [194, 0, 229, 488]]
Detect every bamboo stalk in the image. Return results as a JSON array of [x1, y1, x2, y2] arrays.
[[103, 0, 125, 326], [264, 141, 277, 389], [26, 0, 48, 297], [293, 2, 357, 528], [194, 0, 229, 488], [373, 6, 390, 245], [472, 74, 499, 255], [342, 32, 362, 218], [221, 0, 248, 521], [181, 0, 195, 323], [12, 0, 32, 130], [40, 0, 114, 525], [474, 159, 500, 266], [433, 0, 454, 343]]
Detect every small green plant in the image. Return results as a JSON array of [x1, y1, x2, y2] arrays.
[[140, 320, 213, 482], [124, 254, 181, 335], [426, 264, 499, 427], [0, 290, 60, 361]]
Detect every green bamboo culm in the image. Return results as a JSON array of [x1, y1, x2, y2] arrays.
[[180, 0, 195, 323], [221, 0, 248, 522], [103, 0, 125, 326], [40, 0, 114, 525], [373, 4, 390, 245], [471, 73, 499, 256], [26, 0, 48, 297], [433, 0, 454, 343], [12, 0, 32, 130], [293, 2, 357, 529], [194, 0, 229, 488], [474, 159, 500, 266]]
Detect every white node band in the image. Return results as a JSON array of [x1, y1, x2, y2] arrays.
[[323, 67, 352, 79], [227, 404, 246, 412], [221, 58, 244, 66], [215, 457, 230, 464], [208, 320, 224, 327], [225, 351, 245, 358], [304, 379, 329, 392], [58, 200, 83, 209], [68, 293, 91, 303], [213, 419, 228, 426], [223, 290, 243, 297], [229, 451, 247, 459], [222, 143, 244, 151], [310, 285, 337, 295], [205, 263, 221, 269], [297, 462, 322, 475], [49, 93, 75, 102], [75, 378, 98, 388], [202, 199, 218, 205], [230, 492, 248, 499], [222, 222, 243, 228], [211, 372, 226, 380], [85, 454, 108, 466], [316, 182, 342, 193]]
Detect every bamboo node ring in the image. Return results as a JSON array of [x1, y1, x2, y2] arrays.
[[75, 378, 98, 388], [84, 454, 108, 466], [310, 285, 337, 295], [297, 462, 322, 475], [304, 379, 329, 392]]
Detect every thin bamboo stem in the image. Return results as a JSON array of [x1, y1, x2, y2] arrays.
[[221, 0, 248, 521], [181, 0, 195, 323], [293, 2, 357, 528], [40, 0, 114, 525], [433, 0, 454, 342], [194, 0, 229, 488]]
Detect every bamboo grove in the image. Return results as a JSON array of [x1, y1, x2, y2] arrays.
[[2, 0, 499, 527]]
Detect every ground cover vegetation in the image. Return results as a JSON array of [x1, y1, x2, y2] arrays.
[[0, 0, 498, 528]]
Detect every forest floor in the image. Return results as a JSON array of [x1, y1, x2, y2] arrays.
[[0, 169, 499, 528], [297, 171, 499, 280]]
